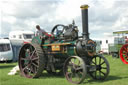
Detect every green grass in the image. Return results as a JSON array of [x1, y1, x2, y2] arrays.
[[0, 55, 128, 85]]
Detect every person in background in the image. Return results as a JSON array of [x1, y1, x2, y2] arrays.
[[124, 36, 128, 43]]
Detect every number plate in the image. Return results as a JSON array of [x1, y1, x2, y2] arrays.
[[52, 45, 60, 51]]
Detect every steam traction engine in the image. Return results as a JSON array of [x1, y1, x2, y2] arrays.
[[18, 5, 110, 84]]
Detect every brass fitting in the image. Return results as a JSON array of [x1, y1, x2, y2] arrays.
[[80, 5, 89, 9]]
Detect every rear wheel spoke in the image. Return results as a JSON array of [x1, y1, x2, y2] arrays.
[[32, 62, 38, 67], [21, 57, 29, 60], [23, 65, 29, 72], [32, 57, 38, 61]]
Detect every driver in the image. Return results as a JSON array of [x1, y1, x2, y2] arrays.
[[36, 25, 53, 38]]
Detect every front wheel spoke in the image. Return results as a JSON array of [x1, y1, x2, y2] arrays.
[[99, 57, 101, 65], [67, 72, 73, 79], [99, 70, 106, 76], [68, 63, 73, 68], [99, 70, 101, 79], [75, 73, 81, 80], [77, 60, 80, 66], [92, 61, 96, 65], [101, 67, 107, 69], [100, 61, 105, 65], [95, 57, 97, 65], [76, 66, 82, 70], [72, 63, 76, 69]]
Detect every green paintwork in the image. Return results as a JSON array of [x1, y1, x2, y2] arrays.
[[66, 46, 77, 56], [31, 35, 77, 56], [31, 35, 42, 45]]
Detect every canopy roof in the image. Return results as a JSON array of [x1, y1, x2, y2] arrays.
[[113, 30, 128, 34]]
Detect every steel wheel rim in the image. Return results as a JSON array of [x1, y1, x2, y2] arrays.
[[89, 55, 109, 80], [63, 56, 86, 84], [19, 44, 39, 78], [120, 44, 128, 64]]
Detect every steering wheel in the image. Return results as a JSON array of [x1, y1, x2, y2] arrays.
[[51, 24, 66, 37]]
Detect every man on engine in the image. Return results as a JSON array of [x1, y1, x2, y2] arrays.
[[36, 25, 53, 37]]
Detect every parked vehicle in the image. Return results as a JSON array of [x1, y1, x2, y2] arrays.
[[9, 30, 34, 45], [0, 38, 13, 62], [9, 30, 34, 61], [108, 30, 128, 58]]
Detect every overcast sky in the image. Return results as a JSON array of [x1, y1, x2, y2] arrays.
[[0, 0, 128, 40]]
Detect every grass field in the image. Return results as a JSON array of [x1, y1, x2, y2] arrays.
[[0, 55, 128, 85]]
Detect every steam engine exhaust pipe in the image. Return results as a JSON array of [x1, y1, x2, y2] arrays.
[[76, 5, 96, 57], [80, 5, 89, 39]]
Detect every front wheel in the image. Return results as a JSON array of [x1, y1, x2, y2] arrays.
[[89, 55, 110, 80], [63, 56, 87, 84]]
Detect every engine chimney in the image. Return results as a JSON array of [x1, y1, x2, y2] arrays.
[[80, 5, 89, 39]]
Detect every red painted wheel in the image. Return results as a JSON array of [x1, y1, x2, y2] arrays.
[[120, 44, 128, 64], [18, 43, 45, 78]]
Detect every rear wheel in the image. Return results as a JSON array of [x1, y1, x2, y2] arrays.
[[18, 43, 45, 78]]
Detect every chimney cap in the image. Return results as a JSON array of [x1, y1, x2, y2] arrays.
[[80, 5, 89, 9]]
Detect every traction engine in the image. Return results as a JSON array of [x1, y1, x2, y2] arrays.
[[18, 5, 110, 84]]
